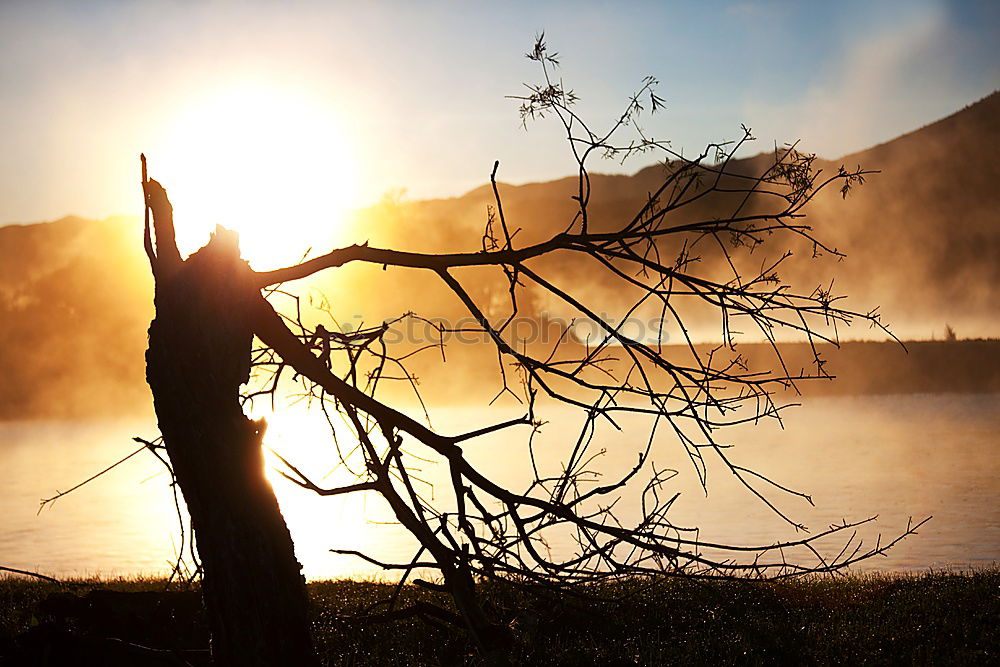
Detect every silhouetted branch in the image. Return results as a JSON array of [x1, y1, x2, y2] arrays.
[[0, 566, 68, 586], [38, 444, 148, 513]]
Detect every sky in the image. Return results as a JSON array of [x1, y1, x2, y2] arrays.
[[0, 0, 998, 229]]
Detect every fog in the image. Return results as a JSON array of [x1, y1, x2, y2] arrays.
[[0, 92, 997, 419], [0, 217, 152, 419], [1, 118, 997, 576]]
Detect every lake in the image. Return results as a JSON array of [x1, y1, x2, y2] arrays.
[[1, 393, 997, 580]]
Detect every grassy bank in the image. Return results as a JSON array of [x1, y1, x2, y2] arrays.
[[2, 569, 997, 664]]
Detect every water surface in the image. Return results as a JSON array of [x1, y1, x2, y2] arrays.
[[1, 393, 997, 579]]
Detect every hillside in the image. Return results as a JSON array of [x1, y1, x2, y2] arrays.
[[0, 217, 152, 419], [1, 94, 998, 419], [342, 92, 1000, 339]]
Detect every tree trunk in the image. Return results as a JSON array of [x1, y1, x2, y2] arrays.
[[145, 229, 316, 666]]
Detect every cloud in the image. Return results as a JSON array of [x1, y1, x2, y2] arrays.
[[742, 4, 986, 158]]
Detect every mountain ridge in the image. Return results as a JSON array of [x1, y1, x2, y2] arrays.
[[1, 93, 997, 418]]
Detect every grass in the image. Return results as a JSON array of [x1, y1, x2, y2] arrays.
[[1, 568, 997, 665]]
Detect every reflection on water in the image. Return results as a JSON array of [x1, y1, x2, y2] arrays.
[[1, 393, 997, 580]]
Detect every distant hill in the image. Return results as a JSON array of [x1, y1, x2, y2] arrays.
[[343, 91, 1000, 340], [804, 91, 1000, 338], [0, 216, 152, 419], [1, 94, 998, 419]]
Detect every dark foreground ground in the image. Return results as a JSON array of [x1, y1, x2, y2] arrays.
[[1, 569, 997, 665]]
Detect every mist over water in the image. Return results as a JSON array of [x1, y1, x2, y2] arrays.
[[3, 92, 999, 424], [2, 393, 996, 580]]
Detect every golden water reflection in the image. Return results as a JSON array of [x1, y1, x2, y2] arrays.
[[2, 393, 998, 580]]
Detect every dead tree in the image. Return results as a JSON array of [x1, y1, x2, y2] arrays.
[[142, 170, 317, 666], [140, 37, 923, 664]]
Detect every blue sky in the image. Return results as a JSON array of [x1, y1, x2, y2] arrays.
[[0, 0, 997, 225]]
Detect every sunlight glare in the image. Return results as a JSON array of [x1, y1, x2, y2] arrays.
[[152, 83, 358, 269], [256, 408, 410, 579]]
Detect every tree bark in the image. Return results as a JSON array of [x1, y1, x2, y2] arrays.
[[145, 223, 316, 666]]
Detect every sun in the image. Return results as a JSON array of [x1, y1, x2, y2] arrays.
[[151, 82, 358, 269]]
